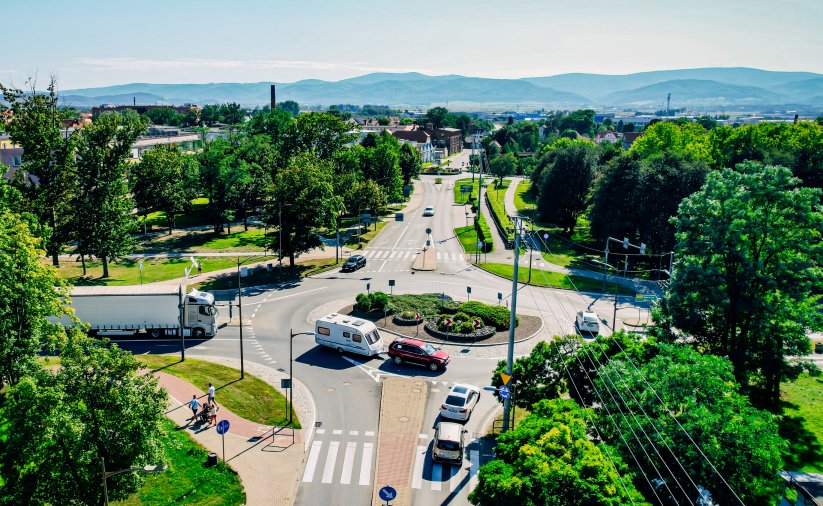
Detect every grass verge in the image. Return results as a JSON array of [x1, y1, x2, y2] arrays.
[[139, 197, 211, 230], [57, 257, 239, 286], [486, 180, 514, 241], [137, 227, 268, 254], [780, 373, 823, 473], [139, 355, 300, 429], [113, 418, 245, 506], [477, 262, 635, 295], [196, 257, 342, 292]]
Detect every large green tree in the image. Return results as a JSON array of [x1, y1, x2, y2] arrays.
[[596, 344, 785, 506], [588, 151, 643, 246], [0, 184, 71, 387], [398, 142, 422, 186], [0, 336, 167, 505], [1, 78, 77, 266], [130, 145, 200, 234], [469, 399, 647, 506], [267, 154, 342, 266], [661, 162, 823, 404], [363, 132, 404, 202], [197, 137, 252, 234], [73, 112, 145, 278], [489, 153, 517, 184], [289, 112, 355, 160], [536, 139, 598, 235]]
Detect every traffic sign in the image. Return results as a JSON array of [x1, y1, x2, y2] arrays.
[[379, 485, 397, 502], [477, 241, 484, 247], [216, 419, 230, 435], [499, 385, 511, 400], [500, 372, 512, 385], [415, 312, 421, 321], [362, 213, 372, 224], [426, 227, 432, 235], [473, 319, 482, 329], [280, 378, 292, 389], [635, 294, 659, 301], [460, 185, 473, 193]]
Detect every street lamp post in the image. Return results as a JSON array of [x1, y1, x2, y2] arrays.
[[236, 254, 270, 379], [178, 256, 199, 362], [101, 457, 166, 506], [602, 237, 647, 330], [288, 329, 314, 425]]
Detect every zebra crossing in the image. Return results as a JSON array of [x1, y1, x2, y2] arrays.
[[302, 430, 376, 487], [411, 438, 481, 493], [359, 249, 466, 262]]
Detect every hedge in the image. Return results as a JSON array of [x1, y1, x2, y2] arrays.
[[386, 293, 456, 317], [457, 301, 518, 330]]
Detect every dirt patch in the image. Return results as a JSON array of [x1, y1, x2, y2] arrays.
[[337, 304, 542, 346]]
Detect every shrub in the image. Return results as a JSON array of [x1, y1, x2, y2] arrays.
[[436, 312, 473, 332], [435, 177, 443, 184], [400, 310, 416, 320], [370, 292, 389, 311], [355, 293, 371, 312], [458, 301, 517, 330], [387, 293, 456, 317]]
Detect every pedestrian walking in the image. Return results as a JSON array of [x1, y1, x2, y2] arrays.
[[207, 383, 215, 404], [197, 261, 202, 275], [209, 403, 218, 426], [188, 395, 200, 420]]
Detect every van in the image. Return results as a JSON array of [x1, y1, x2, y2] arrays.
[[432, 421, 467, 463], [315, 313, 384, 356]]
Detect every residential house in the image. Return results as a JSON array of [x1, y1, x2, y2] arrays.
[[392, 128, 434, 163], [92, 103, 200, 119], [621, 131, 641, 149], [0, 134, 24, 181], [426, 126, 462, 156], [595, 130, 621, 144]]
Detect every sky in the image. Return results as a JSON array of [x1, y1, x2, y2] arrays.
[[3, 0, 822, 90]]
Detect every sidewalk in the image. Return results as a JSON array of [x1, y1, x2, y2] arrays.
[[148, 357, 314, 506]]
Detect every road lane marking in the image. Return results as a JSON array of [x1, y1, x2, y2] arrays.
[[412, 445, 426, 489], [321, 441, 340, 483], [436, 252, 442, 260], [333, 429, 342, 435], [365, 431, 375, 437], [246, 286, 327, 307], [449, 463, 462, 492], [302, 441, 323, 482], [340, 442, 357, 485], [359, 442, 373, 486], [349, 430, 359, 436], [378, 259, 388, 273], [316, 429, 325, 434], [389, 251, 397, 259]]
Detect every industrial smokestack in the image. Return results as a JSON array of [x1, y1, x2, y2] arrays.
[[133, 96, 136, 107], [270, 85, 276, 110]]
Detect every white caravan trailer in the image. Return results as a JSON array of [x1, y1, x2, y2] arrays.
[[315, 313, 384, 356]]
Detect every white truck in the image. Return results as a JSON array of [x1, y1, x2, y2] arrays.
[[67, 285, 218, 338]]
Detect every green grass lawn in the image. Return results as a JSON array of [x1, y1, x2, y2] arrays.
[[780, 373, 823, 473], [346, 221, 388, 249], [478, 262, 635, 294], [455, 225, 483, 255], [140, 197, 212, 230], [139, 355, 300, 429], [138, 227, 269, 254], [513, 180, 536, 215], [196, 257, 342, 291], [486, 180, 514, 240], [113, 418, 245, 506], [453, 178, 485, 204], [58, 257, 239, 286]]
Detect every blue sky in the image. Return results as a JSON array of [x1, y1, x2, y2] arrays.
[[3, 0, 821, 89]]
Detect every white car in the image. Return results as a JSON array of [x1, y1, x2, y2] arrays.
[[439, 384, 480, 421], [576, 310, 600, 335], [423, 206, 435, 216]]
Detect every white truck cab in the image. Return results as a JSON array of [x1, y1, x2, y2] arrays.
[[315, 313, 384, 356]]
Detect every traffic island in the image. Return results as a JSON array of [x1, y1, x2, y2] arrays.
[[372, 376, 428, 506], [411, 246, 437, 271]]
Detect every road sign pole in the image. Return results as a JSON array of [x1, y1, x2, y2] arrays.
[[222, 432, 225, 463]]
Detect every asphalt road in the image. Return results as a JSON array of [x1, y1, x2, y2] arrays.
[[117, 172, 651, 506]]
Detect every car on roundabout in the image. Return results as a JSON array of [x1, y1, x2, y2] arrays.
[[341, 255, 366, 272], [439, 384, 481, 421], [576, 310, 601, 336], [422, 206, 435, 216], [432, 421, 467, 463], [387, 337, 450, 371]]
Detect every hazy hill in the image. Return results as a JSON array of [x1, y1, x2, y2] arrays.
[[59, 67, 823, 110]]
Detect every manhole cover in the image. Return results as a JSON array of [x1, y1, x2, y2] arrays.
[[277, 368, 286, 372], [398, 416, 410, 423]]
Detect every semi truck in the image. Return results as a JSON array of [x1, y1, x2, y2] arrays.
[[66, 285, 218, 338]]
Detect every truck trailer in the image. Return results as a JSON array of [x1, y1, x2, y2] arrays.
[[66, 285, 218, 338]]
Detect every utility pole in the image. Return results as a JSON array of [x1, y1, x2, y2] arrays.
[[237, 259, 245, 379], [503, 215, 523, 431]]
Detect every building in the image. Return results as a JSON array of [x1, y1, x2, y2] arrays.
[[0, 134, 24, 180], [129, 126, 201, 161], [392, 128, 434, 163], [595, 130, 621, 144], [427, 127, 462, 156], [92, 103, 200, 119], [622, 131, 642, 149]]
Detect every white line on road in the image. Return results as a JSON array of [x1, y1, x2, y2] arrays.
[[359, 442, 373, 486], [412, 445, 426, 489], [349, 430, 359, 436], [244, 286, 327, 307], [364, 431, 375, 437], [378, 259, 388, 273], [321, 441, 340, 484], [302, 441, 323, 483], [389, 251, 397, 259], [340, 442, 357, 485], [332, 429, 342, 435]]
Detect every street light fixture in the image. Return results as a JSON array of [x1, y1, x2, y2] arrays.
[[178, 255, 200, 362], [101, 457, 167, 506], [288, 329, 314, 425], [236, 254, 270, 379]]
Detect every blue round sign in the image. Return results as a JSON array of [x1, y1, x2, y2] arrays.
[[499, 385, 511, 400], [379, 485, 397, 501], [216, 419, 230, 435]]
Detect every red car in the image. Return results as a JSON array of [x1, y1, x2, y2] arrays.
[[387, 338, 450, 371]]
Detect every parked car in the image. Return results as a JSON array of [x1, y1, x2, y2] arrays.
[[432, 421, 467, 463], [387, 337, 450, 371], [341, 255, 366, 272], [440, 384, 480, 421], [576, 310, 600, 335], [423, 206, 435, 216]]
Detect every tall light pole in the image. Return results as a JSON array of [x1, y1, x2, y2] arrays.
[[236, 254, 269, 379], [289, 329, 314, 425], [101, 457, 166, 506], [602, 237, 646, 330], [502, 215, 524, 432], [178, 256, 199, 362]]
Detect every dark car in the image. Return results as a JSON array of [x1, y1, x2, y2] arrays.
[[387, 337, 450, 371], [341, 255, 366, 272]]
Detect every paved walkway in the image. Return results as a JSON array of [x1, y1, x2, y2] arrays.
[[147, 356, 315, 506]]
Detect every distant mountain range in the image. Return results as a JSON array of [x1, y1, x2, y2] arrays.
[[58, 68, 823, 111]]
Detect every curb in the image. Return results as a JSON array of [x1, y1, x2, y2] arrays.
[[473, 262, 636, 297]]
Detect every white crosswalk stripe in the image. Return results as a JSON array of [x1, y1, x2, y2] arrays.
[[360, 442, 373, 486], [321, 441, 340, 483], [389, 251, 397, 259], [302, 439, 375, 487], [302, 441, 323, 483], [340, 442, 357, 485], [436, 251, 442, 260], [412, 445, 426, 489]]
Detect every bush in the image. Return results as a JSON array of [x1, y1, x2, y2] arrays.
[[436, 312, 474, 333], [435, 177, 443, 184], [400, 310, 416, 320], [387, 293, 456, 317], [458, 301, 517, 330], [355, 293, 371, 312], [370, 292, 388, 311]]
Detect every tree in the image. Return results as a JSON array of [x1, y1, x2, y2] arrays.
[[0, 188, 71, 387], [267, 154, 342, 266], [350, 179, 387, 218], [596, 344, 785, 506], [0, 336, 167, 505], [425, 106, 449, 128], [469, 399, 647, 506], [661, 162, 823, 405], [277, 100, 300, 116], [588, 151, 643, 245], [558, 109, 596, 137], [220, 102, 246, 125], [130, 145, 200, 234], [289, 112, 355, 160], [363, 132, 404, 202], [489, 153, 517, 184], [1, 78, 77, 266], [536, 139, 598, 235], [144, 107, 183, 126], [631, 121, 712, 164], [398, 142, 421, 186], [73, 112, 145, 278], [234, 134, 276, 230], [197, 138, 251, 234]]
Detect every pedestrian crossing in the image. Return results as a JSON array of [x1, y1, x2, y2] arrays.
[[411, 442, 481, 493], [358, 249, 467, 263], [302, 434, 375, 487]]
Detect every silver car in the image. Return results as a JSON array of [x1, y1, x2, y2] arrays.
[[576, 310, 600, 335], [423, 206, 435, 216], [439, 384, 480, 421]]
